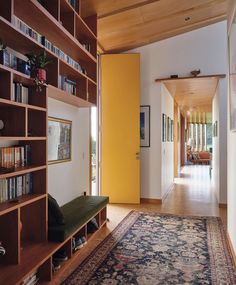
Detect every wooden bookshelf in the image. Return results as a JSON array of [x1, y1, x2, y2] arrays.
[[0, 0, 97, 284]]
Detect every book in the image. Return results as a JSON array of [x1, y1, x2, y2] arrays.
[[12, 83, 29, 104], [0, 173, 33, 203], [0, 146, 31, 169]]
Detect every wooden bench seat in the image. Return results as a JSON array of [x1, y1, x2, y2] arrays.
[[48, 195, 109, 242]]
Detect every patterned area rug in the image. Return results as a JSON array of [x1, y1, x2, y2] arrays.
[[63, 211, 236, 285]]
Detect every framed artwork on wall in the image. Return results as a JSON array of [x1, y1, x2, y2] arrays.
[[229, 9, 236, 131], [140, 105, 150, 147], [168, 117, 172, 141], [162, 113, 167, 142], [48, 117, 72, 164], [171, 120, 174, 142], [213, 121, 218, 137]]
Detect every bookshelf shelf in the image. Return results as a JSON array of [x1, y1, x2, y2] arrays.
[[0, 241, 57, 285], [0, 0, 97, 283], [0, 194, 46, 217], [14, 0, 97, 64], [0, 16, 97, 89], [0, 98, 47, 112], [48, 84, 94, 108], [0, 165, 47, 179], [0, 137, 47, 141]]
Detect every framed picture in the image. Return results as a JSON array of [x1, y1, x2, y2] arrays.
[[48, 117, 72, 164], [171, 120, 174, 142], [213, 121, 218, 137], [229, 9, 236, 131], [162, 114, 167, 142], [167, 117, 172, 141], [140, 105, 150, 147]]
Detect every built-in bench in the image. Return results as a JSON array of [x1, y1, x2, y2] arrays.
[[48, 195, 109, 243]]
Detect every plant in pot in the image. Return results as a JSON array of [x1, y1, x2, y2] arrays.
[[26, 51, 52, 91]]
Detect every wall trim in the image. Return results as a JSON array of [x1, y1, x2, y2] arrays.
[[219, 203, 227, 208], [227, 232, 236, 267], [162, 183, 175, 201], [140, 198, 162, 204]]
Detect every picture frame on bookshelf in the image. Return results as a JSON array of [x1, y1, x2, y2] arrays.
[[48, 117, 72, 164], [140, 105, 150, 147]]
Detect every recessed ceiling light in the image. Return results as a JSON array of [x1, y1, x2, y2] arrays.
[[185, 17, 191, 22]]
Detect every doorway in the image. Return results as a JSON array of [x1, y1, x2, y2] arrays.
[[90, 106, 98, 196]]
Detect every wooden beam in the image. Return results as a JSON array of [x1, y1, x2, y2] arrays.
[[155, 74, 226, 82]]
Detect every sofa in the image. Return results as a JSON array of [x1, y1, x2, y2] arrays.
[[191, 151, 211, 165]]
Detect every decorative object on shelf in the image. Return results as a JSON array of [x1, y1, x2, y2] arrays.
[[229, 8, 236, 131], [140, 106, 150, 147], [170, 74, 178, 78], [26, 51, 52, 90], [0, 242, 6, 256], [0, 119, 4, 136], [48, 117, 72, 164], [190, 69, 201, 77]]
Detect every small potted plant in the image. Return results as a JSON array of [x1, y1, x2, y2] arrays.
[[26, 51, 52, 84]]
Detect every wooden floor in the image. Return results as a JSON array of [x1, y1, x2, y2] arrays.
[[51, 165, 227, 284]]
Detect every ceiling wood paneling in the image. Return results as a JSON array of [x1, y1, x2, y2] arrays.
[[81, 0, 227, 52], [157, 75, 226, 115]]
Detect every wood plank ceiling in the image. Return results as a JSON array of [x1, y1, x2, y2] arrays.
[[81, 0, 227, 53], [156, 75, 225, 118]]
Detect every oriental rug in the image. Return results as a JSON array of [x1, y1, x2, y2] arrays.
[[63, 211, 236, 285]]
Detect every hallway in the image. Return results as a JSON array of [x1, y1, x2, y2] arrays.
[[53, 165, 227, 284], [107, 165, 227, 229]]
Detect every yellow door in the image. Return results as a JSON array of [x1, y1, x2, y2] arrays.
[[101, 54, 140, 204]]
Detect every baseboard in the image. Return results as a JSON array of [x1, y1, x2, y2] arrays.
[[227, 232, 236, 267], [219, 203, 227, 208], [140, 198, 162, 204]]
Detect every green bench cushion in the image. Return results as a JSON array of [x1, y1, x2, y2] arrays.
[[48, 195, 109, 242]]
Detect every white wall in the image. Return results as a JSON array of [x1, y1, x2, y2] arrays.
[[228, 121, 236, 253], [228, 13, 236, 255], [212, 80, 228, 204], [161, 85, 174, 198], [128, 21, 228, 199], [48, 98, 90, 206], [212, 89, 220, 202]]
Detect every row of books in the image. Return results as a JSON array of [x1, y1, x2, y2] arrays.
[[0, 145, 31, 169], [12, 15, 89, 75], [59, 75, 77, 96], [81, 43, 91, 53], [0, 49, 31, 76], [22, 269, 38, 285], [12, 83, 29, 104], [12, 15, 42, 44], [0, 173, 33, 203], [41, 36, 87, 74]]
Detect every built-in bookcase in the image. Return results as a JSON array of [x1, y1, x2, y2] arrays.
[[0, 0, 97, 283]]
